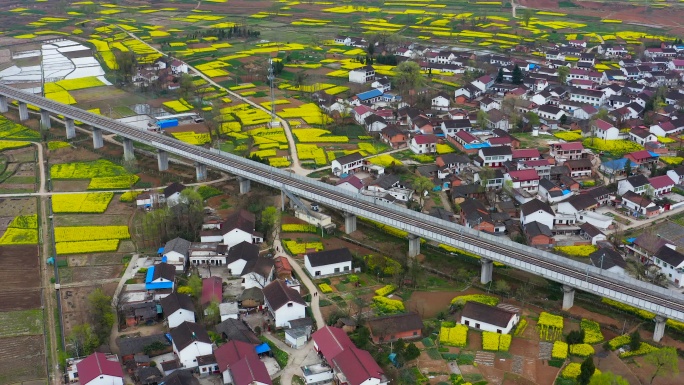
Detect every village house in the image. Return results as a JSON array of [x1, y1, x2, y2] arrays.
[[580, 222, 607, 245], [475, 146, 513, 168], [589, 248, 626, 275], [524, 221, 554, 247], [653, 246, 684, 287], [591, 119, 620, 140], [161, 237, 191, 272], [520, 199, 555, 230], [460, 301, 519, 334], [459, 198, 504, 233], [336, 175, 365, 194], [409, 134, 438, 154], [75, 353, 124, 385], [621, 191, 661, 217], [624, 150, 659, 169], [549, 142, 585, 162], [380, 125, 408, 149], [263, 279, 307, 328], [348, 65, 376, 84], [504, 169, 540, 194], [564, 158, 593, 178], [649, 175, 676, 197], [367, 313, 424, 343], [170, 321, 213, 369], [431, 92, 451, 111], [145, 262, 175, 299], [163, 182, 186, 208], [305, 248, 353, 277], [160, 292, 196, 328], [331, 152, 365, 176], [201, 276, 223, 306], [214, 340, 271, 385], [629, 127, 657, 146], [617, 174, 650, 196]]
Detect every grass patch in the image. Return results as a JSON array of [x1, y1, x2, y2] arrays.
[[0, 309, 44, 337], [422, 337, 435, 347], [427, 348, 442, 359]]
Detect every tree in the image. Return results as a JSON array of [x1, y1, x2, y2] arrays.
[[412, 176, 434, 211], [526, 111, 540, 128], [68, 323, 99, 357], [394, 338, 406, 355], [522, 8, 533, 27], [578, 356, 596, 385], [403, 343, 421, 361], [567, 329, 586, 345], [493, 280, 510, 295], [511, 64, 523, 84], [178, 73, 195, 101], [204, 301, 221, 325], [88, 288, 114, 344], [294, 71, 309, 90], [629, 330, 641, 351], [624, 157, 632, 177], [477, 109, 489, 129], [393, 61, 426, 104], [260, 206, 279, 241], [557, 66, 570, 84], [188, 274, 203, 298], [560, 114, 568, 125], [588, 372, 629, 385], [114, 50, 136, 85], [496, 68, 504, 83], [645, 347, 679, 384]]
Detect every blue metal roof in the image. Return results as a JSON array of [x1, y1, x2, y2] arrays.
[[463, 142, 491, 150], [255, 343, 271, 354], [356, 89, 383, 101], [157, 247, 165, 254], [648, 151, 660, 157], [602, 158, 637, 170], [145, 266, 173, 290], [146, 267, 155, 283]]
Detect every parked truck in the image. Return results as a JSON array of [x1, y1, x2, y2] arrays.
[[157, 119, 179, 129]]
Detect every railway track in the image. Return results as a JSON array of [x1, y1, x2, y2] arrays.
[[3, 84, 684, 320]]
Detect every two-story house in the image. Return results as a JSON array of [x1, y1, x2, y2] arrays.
[[331, 152, 364, 177], [409, 134, 438, 154], [475, 146, 513, 168], [504, 169, 540, 194]]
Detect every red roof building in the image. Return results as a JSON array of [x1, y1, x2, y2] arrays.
[[231, 355, 272, 385], [201, 276, 223, 306], [76, 353, 124, 385], [512, 149, 540, 160], [312, 327, 387, 385], [214, 341, 271, 385], [487, 136, 512, 146], [412, 134, 438, 144], [507, 169, 540, 182], [624, 150, 658, 165]]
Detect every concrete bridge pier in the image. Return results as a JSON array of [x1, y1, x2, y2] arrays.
[[481, 258, 493, 284], [157, 149, 169, 171], [92, 126, 104, 149], [18, 102, 29, 121], [123, 138, 135, 161], [0, 95, 7, 113], [562, 285, 575, 310], [238, 177, 251, 194], [65, 118, 75, 139], [343, 212, 357, 234], [654, 315, 667, 342], [408, 234, 420, 257], [40, 109, 51, 129], [195, 162, 207, 181]]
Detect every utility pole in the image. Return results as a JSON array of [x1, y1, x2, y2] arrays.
[[267, 58, 280, 128]]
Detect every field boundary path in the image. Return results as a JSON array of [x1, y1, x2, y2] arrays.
[[36, 140, 60, 385]]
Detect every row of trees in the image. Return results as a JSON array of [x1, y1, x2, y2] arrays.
[[67, 288, 114, 357]]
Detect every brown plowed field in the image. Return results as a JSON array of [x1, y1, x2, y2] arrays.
[[0, 290, 41, 311], [0, 335, 46, 385]]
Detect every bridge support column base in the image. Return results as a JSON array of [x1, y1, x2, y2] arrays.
[[0, 96, 7, 113], [195, 162, 207, 182], [65, 118, 75, 139], [654, 315, 667, 342], [480, 258, 493, 284], [157, 149, 169, 171], [562, 285, 575, 310], [40, 109, 51, 129], [344, 212, 357, 234], [18, 102, 28, 121], [123, 138, 135, 161], [408, 234, 420, 258], [238, 177, 251, 194], [92, 127, 103, 149]]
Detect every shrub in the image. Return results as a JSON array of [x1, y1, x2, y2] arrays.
[[439, 323, 468, 347], [319, 283, 333, 293], [569, 344, 595, 357], [552, 341, 568, 359], [119, 191, 141, 202], [372, 296, 404, 314], [499, 334, 512, 352], [514, 319, 528, 336], [349, 275, 359, 283], [538, 312, 564, 341], [197, 185, 222, 200], [566, 329, 585, 345], [561, 363, 581, 379], [581, 319, 604, 344], [618, 342, 658, 358], [482, 331, 500, 351], [607, 335, 631, 350], [375, 284, 397, 297], [450, 294, 499, 307]]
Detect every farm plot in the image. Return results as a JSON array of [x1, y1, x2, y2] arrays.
[[0, 335, 46, 385], [0, 290, 41, 311], [0, 309, 43, 338], [54, 225, 130, 255], [50, 159, 139, 190], [52, 192, 114, 213]]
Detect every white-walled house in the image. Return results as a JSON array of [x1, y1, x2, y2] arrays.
[[432, 93, 451, 110], [520, 199, 555, 230], [331, 152, 364, 176], [667, 166, 684, 185], [408, 134, 438, 154], [163, 182, 186, 207], [162, 237, 191, 272], [653, 246, 684, 287], [348, 65, 376, 84], [76, 353, 124, 385], [170, 321, 213, 368], [222, 210, 260, 247], [460, 301, 519, 334], [160, 293, 196, 328], [305, 248, 353, 277], [263, 280, 306, 328], [592, 119, 620, 140], [617, 174, 650, 196]]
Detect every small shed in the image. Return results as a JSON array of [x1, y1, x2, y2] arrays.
[[285, 327, 309, 349]]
